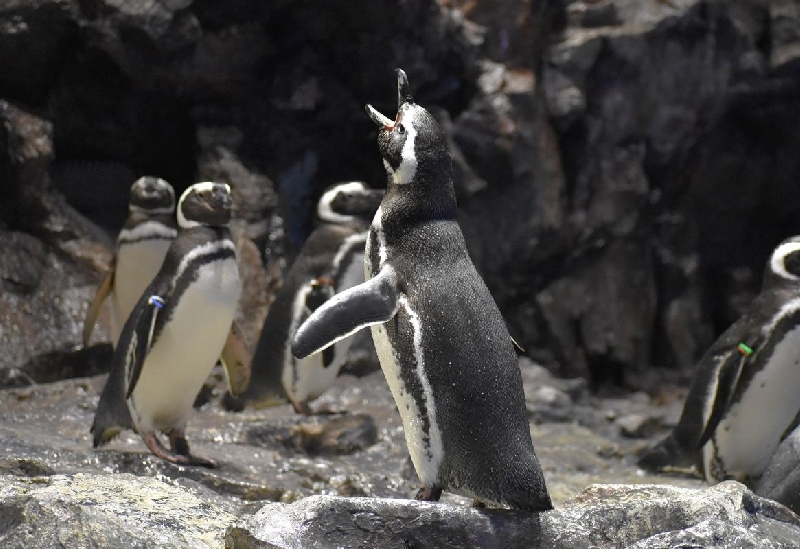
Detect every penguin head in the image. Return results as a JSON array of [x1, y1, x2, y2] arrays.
[[177, 182, 233, 229], [316, 181, 385, 225], [765, 236, 800, 287], [129, 176, 175, 215], [365, 69, 451, 188]]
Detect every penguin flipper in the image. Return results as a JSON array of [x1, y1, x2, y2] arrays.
[[83, 261, 115, 347], [220, 320, 252, 397], [292, 265, 400, 359], [121, 293, 163, 400]]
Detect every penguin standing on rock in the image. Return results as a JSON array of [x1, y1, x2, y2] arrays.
[[83, 176, 177, 347], [639, 235, 800, 483], [241, 181, 384, 414], [292, 69, 552, 511], [92, 182, 245, 467]]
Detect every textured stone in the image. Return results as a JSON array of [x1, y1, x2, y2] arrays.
[[226, 482, 800, 549], [0, 473, 239, 549], [757, 424, 800, 516]]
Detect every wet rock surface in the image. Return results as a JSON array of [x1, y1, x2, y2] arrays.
[[1, 358, 798, 547], [226, 482, 800, 549]]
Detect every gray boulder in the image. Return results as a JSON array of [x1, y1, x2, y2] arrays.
[[227, 481, 800, 549], [0, 473, 240, 549], [757, 424, 800, 516]]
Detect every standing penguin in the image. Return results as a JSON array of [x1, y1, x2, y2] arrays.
[[241, 181, 384, 414], [292, 69, 552, 511], [83, 176, 177, 347], [639, 236, 800, 483], [92, 182, 243, 467]]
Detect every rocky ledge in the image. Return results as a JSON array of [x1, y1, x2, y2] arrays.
[[2, 474, 798, 549], [0, 366, 798, 548]]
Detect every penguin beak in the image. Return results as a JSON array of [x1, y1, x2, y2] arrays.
[[396, 68, 413, 107], [365, 68, 414, 130], [366, 104, 394, 130], [212, 183, 233, 210]]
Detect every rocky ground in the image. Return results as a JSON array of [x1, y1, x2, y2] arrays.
[[2, 359, 799, 547]]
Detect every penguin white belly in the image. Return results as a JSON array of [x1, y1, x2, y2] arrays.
[[129, 257, 240, 432], [112, 239, 172, 343], [370, 297, 444, 487], [287, 248, 364, 400], [704, 325, 800, 481], [284, 354, 342, 404]]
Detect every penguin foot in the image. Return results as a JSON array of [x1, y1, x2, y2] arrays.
[[414, 485, 443, 502], [142, 431, 194, 466], [168, 429, 217, 469], [293, 400, 313, 416]]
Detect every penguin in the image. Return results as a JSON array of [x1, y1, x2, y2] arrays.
[[241, 181, 384, 414], [92, 182, 246, 467], [83, 176, 177, 347], [639, 235, 800, 483], [291, 69, 552, 511]]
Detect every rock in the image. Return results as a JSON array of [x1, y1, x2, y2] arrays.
[[757, 424, 800, 516], [226, 482, 800, 549], [0, 473, 240, 548], [0, 0, 79, 107], [20, 344, 113, 384], [0, 228, 111, 370], [769, 0, 800, 73], [616, 413, 663, 439], [245, 414, 378, 456]]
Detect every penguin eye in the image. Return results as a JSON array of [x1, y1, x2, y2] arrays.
[[397, 124, 406, 135]]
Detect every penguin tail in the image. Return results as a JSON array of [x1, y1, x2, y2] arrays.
[[90, 421, 123, 448], [636, 433, 697, 472]]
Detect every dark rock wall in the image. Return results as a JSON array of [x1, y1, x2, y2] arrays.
[[1, 0, 799, 384]]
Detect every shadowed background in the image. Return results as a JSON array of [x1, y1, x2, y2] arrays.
[[1, 0, 800, 390]]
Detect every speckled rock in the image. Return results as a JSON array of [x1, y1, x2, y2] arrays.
[[0, 473, 240, 549], [226, 482, 800, 549]]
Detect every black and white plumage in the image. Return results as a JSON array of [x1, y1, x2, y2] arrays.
[[639, 236, 800, 483], [92, 182, 245, 467], [83, 176, 177, 347], [291, 69, 552, 511], [242, 181, 384, 414]]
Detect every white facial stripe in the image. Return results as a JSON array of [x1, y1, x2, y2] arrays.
[[174, 239, 236, 283], [316, 182, 368, 224], [397, 295, 444, 483], [770, 241, 800, 280], [332, 232, 368, 274], [118, 220, 177, 245], [177, 182, 231, 229], [392, 107, 419, 185], [767, 296, 800, 335], [372, 206, 388, 268]]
